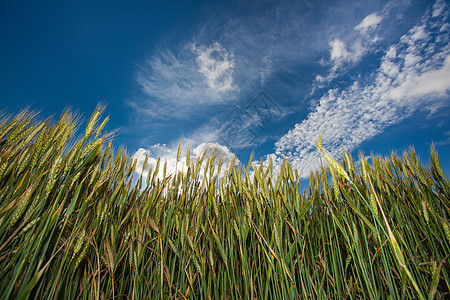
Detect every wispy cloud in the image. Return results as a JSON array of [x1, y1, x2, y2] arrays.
[[436, 130, 450, 146], [131, 0, 386, 122], [266, 0, 450, 178], [132, 42, 238, 120]]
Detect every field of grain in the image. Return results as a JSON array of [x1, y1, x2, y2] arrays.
[[0, 107, 448, 299]]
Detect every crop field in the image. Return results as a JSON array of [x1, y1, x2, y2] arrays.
[[0, 107, 449, 299]]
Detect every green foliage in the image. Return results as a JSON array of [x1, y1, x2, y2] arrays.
[[0, 107, 449, 299]]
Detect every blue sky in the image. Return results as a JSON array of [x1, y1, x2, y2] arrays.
[[1, 0, 449, 179]]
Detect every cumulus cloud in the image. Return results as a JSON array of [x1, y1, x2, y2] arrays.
[[266, 0, 450, 178], [131, 142, 239, 180]]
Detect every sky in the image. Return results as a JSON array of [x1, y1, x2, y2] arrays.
[[1, 0, 449, 181]]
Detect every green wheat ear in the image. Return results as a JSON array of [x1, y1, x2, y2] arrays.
[[317, 135, 322, 152], [176, 142, 181, 163], [186, 147, 190, 167], [317, 135, 349, 181], [84, 104, 105, 138]]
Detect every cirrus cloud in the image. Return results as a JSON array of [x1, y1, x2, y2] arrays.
[[131, 42, 238, 120]]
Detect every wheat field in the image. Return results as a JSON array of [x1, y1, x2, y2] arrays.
[[0, 106, 448, 299]]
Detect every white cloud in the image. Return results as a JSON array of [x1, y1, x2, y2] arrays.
[[403, 53, 421, 67], [355, 13, 382, 34], [329, 37, 370, 67], [432, 0, 447, 18], [266, 0, 450, 178], [193, 143, 237, 167], [380, 54, 400, 78], [390, 55, 450, 100], [410, 25, 428, 42], [131, 142, 239, 181], [330, 39, 350, 64]]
